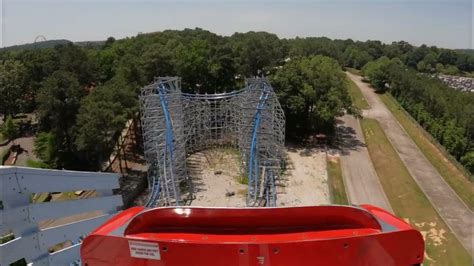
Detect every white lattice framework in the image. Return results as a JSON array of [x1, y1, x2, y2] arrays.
[[140, 77, 285, 207], [0, 166, 122, 265]]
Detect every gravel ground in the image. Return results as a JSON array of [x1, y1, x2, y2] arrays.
[[189, 149, 247, 207], [277, 146, 330, 206], [187, 146, 330, 207]]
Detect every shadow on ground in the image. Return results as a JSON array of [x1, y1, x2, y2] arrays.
[[335, 118, 366, 155]]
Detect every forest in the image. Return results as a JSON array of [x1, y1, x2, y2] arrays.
[[362, 57, 474, 173], [0, 28, 473, 172]]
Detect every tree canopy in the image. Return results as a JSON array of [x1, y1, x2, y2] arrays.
[[1, 28, 472, 172], [271, 55, 356, 137], [1, 116, 19, 142], [36, 70, 84, 168], [361, 57, 474, 173], [75, 77, 138, 167], [0, 60, 27, 119]]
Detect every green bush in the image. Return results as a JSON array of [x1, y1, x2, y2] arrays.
[[461, 152, 474, 173], [26, 159, 49, 169], [1, 148, 10, 165]]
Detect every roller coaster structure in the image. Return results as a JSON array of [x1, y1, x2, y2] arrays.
[[139, 77, 285, 207]]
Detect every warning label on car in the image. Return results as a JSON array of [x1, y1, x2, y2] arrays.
[[128, 240, 161, 260]]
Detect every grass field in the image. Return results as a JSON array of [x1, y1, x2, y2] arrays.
[[0, 234, 14, 244], [26, 159, 49, 169], [361, 118, 471, 265], [326, 157, 349, 205], [55, 191, 80, 202], [1, 148, 10, 165], [346, 76, 370, 110], [346, 67, 361, 75], [379, 93, 474, 211], [32, 192, 51, 203]]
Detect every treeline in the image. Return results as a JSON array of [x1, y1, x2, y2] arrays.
[[0, 41, 140, 169], [286, 37, 474, 75], [362, 57, 474, 173], [271, 56, 356, 136], [0, 28, 473, 170]]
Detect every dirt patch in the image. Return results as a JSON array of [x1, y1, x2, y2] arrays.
[[277, 146, 330, 206], [327, 149, 339, 163], [137, 146, 331, 208], [189, 148, 247, 207], [414, 221, 447, 247]]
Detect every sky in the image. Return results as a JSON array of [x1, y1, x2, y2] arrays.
[[0, 0, 472, 49]]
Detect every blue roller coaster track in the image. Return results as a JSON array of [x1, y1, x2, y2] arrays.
[[141, 77, 284, 208], [247, 83, 271, 205]]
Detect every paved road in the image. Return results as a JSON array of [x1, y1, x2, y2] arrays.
[[0, 136, 37, 166], [337, 115, 393, 212], [347, 72, 474, 255], [0, 113, 37, 167]]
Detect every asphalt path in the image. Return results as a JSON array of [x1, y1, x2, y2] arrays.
[[347, 72, 473, 255], [337, 114, 393, 212]]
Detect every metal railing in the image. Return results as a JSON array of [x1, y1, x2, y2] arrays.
[[0, 166, 122, 265]]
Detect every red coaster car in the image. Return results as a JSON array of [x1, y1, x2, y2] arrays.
[[81, 205, 424, 266]]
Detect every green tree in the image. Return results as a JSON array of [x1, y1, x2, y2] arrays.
[[455, 53, 474, 72], [174, 40, 213, 92], [208, 45, 237, 91], [435, 63, 445, 73], [342, 46, 373, 69], [460, 151, 474, 173], [36, 70, 84, 166], [288, 37, 343, 60], [53, 43, 97, 85], [442, 120, 467, 159], [416, 60, 427, 72], [14, 49, 57, 113], [104, 36, 116, 47], [75, 78, 137, 168], [1, 116, 18, 143], [3, 28, 473, 172], [115, 54, 146, 88], [383, 42, 403, 59], [271, 55, 355, 136], [438, 50, 457, 66], [75, 99, 126, 168], [362, 56, 403, 91], [33, 132, 57, 168], [0, 60, 26, 120], [231, 32, 285, 76], [423, 52, 438, 71], [443, 65, 460, 75], [406, 44, 429, 68], [140, 43, 174, 82], [95, 48, 118, 82], [364, 62, 474, 173]]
